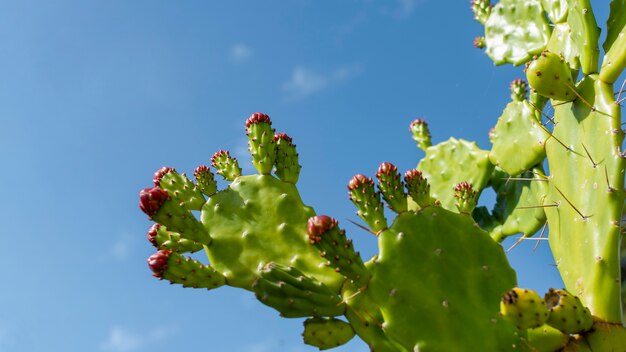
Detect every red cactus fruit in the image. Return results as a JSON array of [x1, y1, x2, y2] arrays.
[[147, 250, 173, 278], [273, 132, 293, 143], [348, 174, 374, 191], [376, 162, 398, 177], [409, 118, 428, 131], [139, 187, 169, 217], [307, 215, 338, 244]]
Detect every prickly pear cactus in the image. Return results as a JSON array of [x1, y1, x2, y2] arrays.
[[138, 0, 626, 350]]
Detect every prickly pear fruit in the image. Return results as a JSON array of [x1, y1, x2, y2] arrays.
[[252, 262, 345, 318], [544, 288, 593, 334], [139, 187, 169, 217], [193, 165, 217, 197], [409, 118, 432, 151], [302, 317, 356, 350], [525, 50, 575, 101], [348, 174, 387, 232], [307, 215, 370, 286], [510, 78, 528, 101], [153, 167, 206, 210], [246, 112, 276, 174], [211, 150, 242, 181], [147, 250, 226, 289], [273, 133, 300, 184], [375, 162, 407, 213], [453, 181, 478, 214], [500, 287, 549, 329], [526, 324, 569, 352]]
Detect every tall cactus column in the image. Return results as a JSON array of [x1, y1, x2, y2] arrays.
[[543, 76, 625, 323]]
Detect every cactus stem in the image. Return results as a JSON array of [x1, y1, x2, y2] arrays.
[[581, 144, 600, 168], [553, 186, 590, 220]]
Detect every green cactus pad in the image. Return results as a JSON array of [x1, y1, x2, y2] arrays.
[[567, 0, 600, 75], [416, 138, 494, 212], [404, 169, 434, 208], [500, 287, 550, 330], [252, 262, 345, 318], [302, 317, 356, 350], [544, 288, 593, 334], [540, 0, 568, 23], [148, 224, 203, 253], [365, 208, 521, 351], [194, 165, 217, 197], [544, 76, 625, 323], [202, 174, 344, 291], [489, 100, 548, 176], [600, 4, 626, 85], [273, 133, 301, 184], [156, 169, 206, 211], [145, 191, 211, 245], [580, 321, 626, 351], [484, 0, 551, 66], [211, 150, 242, 181], [148, 250, 226, 290], [526, 50, 576, 101], [376, 162, 408, 214], [491, 168, 548, 241], [246, 112, 276, 174], [545, 23, 580, 71], [409, 119, 432, 152], [348, 174, 388, 232]]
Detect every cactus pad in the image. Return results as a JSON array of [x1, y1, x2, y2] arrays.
[[484, 0, 551, 66], [302, 318, 356, 350], [540, 0, 568, 24], [416, 137, 494, 211]]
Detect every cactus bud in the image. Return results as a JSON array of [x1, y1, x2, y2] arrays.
[[194, 165, 217, 197], [147, 224, 160, 248], [473, 36, 486, 49], [500, 288, 549, 329], [375, 162, 407, 213], [404, 169, 433, 208], [139, 187, 169, 217], [274, 132, 301, 183], [153, 167, 176, 187], [510, 79, 528, 101], [409, 119, 432, 151], [246, 112, 276, 174], [525, 50, 574, 101], [544, 289, 593, 334], [148, 249, 173, 279], [471, 0, 491, 24], [453, 182, 478, 214], [211, 150, 242, 181], [348, 174, 388, 232], [307, 215, 337, 244]]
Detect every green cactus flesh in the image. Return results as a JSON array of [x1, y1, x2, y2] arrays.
[[526, 324, 569, 352], [149, 224, 203, 253], [600, 0, 626, 85], [415, 138, 494, 212], [489, 99, 549, 176], [500, 287, 550, 330], [484, 0, 551, 66], [302, 317, 356, 350], [156, 168, 206, 211], [201, 174, 344, 291], [544, 76, 625, 323], [545, 23, 579, 72], [567, 0, 600, 75], [252, 262, 345, 318], [360, 208, 521, 351], [490, 167, 548, 242], [540, 0, 568, 24]]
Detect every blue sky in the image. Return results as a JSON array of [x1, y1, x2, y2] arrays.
[[1, 1, 618, 351]]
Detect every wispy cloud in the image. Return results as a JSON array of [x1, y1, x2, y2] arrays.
[[229, 43, 253, 63], [282, 64, 363, 101], [99, 326, 173, 352]]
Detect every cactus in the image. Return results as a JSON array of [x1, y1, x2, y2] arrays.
[[138, 1, 626, 350]]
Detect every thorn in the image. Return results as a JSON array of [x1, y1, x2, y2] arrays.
[[528, 101, 556, 125], [516, 204, 559, 209], [565, 82, 613, 118], [500, 177, 548, 182], [581, 144, 599, 168], [604, 166, 616, 192], [553, 186, 590, 220], [533, 222, 548, 254], [347, 219, 378, 236], [538, 123, 582, 156], [506, 236, 525, 252], [615, 78, 626, 103]]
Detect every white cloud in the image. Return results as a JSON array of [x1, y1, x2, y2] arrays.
[[230, 43, 253, 63], [282, 64, 363, 101], [99, 326, 172, 352]]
